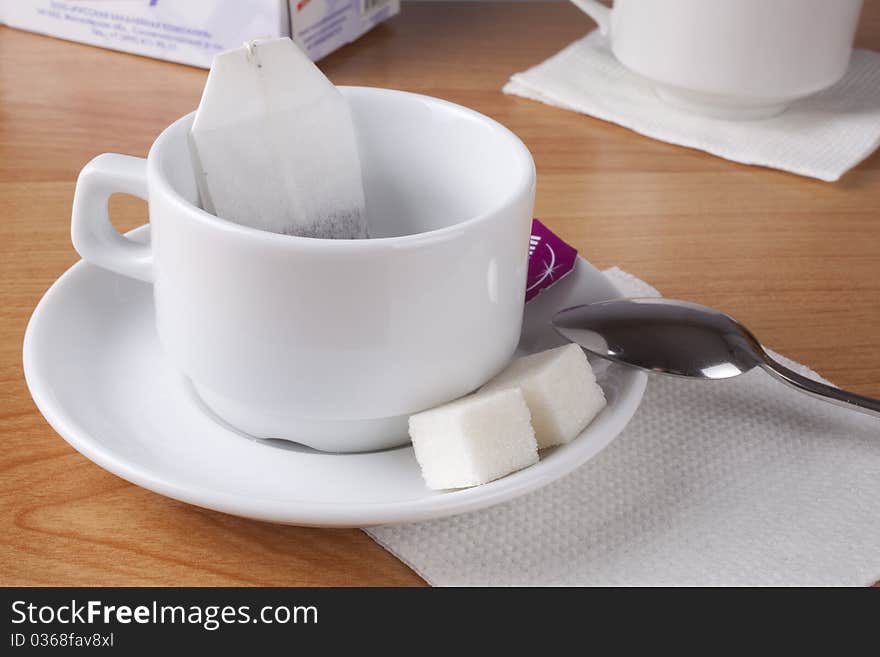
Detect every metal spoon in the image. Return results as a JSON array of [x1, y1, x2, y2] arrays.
[[552, 298, 880, 419]]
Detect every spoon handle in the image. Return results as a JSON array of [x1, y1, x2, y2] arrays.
[[760, 357, 880, 419]]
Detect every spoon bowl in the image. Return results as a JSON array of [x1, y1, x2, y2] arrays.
[[553, 298, 880, 419]]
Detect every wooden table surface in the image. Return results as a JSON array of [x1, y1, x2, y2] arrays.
[[2, 2, 878, 586]]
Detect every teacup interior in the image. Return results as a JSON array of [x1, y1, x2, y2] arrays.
[[157, 87, 533, 238]]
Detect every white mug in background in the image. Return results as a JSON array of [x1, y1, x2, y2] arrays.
[[71, 87, 536, 453], [570, 0, 864, 119]]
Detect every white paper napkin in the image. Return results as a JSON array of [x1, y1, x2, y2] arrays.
[[503, 32, 880, 181], [366, 268, 880, 586]]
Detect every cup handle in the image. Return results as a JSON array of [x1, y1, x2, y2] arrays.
[[569, 0, 612, 36], [71, 153, 153, 283]]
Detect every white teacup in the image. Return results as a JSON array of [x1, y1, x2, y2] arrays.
[[71, 87, 536, 452], [571, 0, 863, 119]]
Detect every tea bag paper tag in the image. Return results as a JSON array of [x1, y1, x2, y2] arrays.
[[189, 37, 368, 238]]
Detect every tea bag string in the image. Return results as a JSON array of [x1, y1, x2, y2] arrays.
[[244, 39, 263, 68]]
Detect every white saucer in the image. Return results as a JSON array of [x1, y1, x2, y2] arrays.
[[24, 226, 646, 527]]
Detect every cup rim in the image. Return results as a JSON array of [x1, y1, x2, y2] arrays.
[[147, 86, 536, 249]]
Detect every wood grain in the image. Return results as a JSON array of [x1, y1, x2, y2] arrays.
[[1, 2, 878, 586]]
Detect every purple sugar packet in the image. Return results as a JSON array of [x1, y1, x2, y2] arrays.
[[526, 219, 578, 302]]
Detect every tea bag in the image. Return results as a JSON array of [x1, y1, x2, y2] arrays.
[[189, 37, 368, 238]]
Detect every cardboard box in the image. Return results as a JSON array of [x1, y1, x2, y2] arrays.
[[290, 0, 400, 61], [2, 0, 399, 67]]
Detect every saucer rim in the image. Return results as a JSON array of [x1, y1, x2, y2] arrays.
[[23, 226, 647, 527]]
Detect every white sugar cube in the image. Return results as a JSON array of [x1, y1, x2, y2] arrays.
[[481, 343, 606, 449], [409, 389, 539, 490]]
